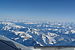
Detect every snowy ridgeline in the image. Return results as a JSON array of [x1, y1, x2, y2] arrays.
[[0, 21, 75, 46]]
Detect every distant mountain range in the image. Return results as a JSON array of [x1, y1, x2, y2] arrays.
[[0, 21, 75, 46]]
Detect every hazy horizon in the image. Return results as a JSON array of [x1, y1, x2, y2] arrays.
[[0, 0, 75, 22]]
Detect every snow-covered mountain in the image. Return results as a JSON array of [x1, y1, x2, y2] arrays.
[[0, 21, 75, 46]]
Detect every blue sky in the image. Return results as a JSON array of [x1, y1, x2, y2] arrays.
[[0, 0, 75, 22]]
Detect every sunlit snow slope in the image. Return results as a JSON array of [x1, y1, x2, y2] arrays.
[[0, 21, 75, 46]]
